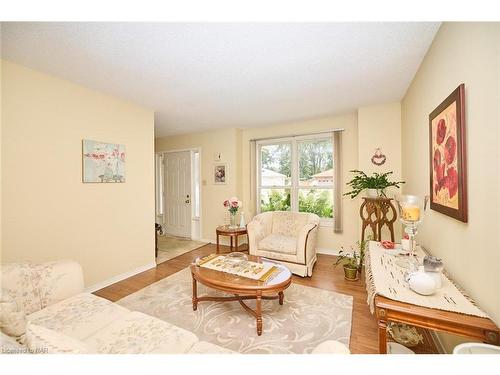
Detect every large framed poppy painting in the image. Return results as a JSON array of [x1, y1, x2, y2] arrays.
[[429, 84, 467, 222]]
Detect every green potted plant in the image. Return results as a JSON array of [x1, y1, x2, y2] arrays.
[[344, 170, 405, 199], [334, 248, 360, 281]]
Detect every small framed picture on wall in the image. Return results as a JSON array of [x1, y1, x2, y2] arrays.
[[429, 84, 467, 222], [214, 163, 227, 184]]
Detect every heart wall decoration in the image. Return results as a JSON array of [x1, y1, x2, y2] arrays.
[[371, 148, 387, 166]]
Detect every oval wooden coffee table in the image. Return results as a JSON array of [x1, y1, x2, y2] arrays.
[[190, 255, 292, 336]]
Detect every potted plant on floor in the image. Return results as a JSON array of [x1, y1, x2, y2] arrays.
[[334, 248, 360, 281], [344, 170, 405, 198]]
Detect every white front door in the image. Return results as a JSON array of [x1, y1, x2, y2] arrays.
[[164, 151, 191, 237]]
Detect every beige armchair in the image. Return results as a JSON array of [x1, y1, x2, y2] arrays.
[[247, 211, 320, 277]]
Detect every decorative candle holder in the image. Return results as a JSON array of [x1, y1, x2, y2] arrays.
[[396, 195, 429, 276]]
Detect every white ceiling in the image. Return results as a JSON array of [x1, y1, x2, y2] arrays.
[[1, 22, 440, 137]]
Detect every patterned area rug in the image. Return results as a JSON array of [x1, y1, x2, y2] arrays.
[[156, 235, 207, 265], [117, 268, 353, 354]]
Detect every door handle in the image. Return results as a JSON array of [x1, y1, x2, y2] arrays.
[[185, 194, 190, 204]]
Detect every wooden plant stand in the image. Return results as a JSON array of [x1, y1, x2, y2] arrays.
[[360, 197, 397, 242]]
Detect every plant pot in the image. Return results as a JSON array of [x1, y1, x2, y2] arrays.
[[343, 265, 359, 281], [366, 188, 386, 198]]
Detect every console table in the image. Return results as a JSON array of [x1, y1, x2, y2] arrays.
[[375, 295, 499, 353], [359, 197, 397, 242], [365, 241, 499, 353]]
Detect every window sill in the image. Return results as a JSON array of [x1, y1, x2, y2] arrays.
[[319, 220, 334, 228]]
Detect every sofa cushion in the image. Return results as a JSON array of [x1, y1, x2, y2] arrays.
[[259, 234, 297, 255], [0, 296, 27, 340], [84, 312, 199, 354], [188, 341, 235, 354], [1, 332, 24, 353], [271, 212, 309, 237], [1, 263, 42, 315], [28, 293, 130, 341], [1, 261, 84, 316], [251, 248, 300, 263], [34, 261, 85, 311], [26, 323, 90, 354]]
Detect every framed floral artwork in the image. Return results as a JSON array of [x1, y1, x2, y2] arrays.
[[82, 139, 125, 183], [429, 84, 467, 222], [214, 163, 227, 184]]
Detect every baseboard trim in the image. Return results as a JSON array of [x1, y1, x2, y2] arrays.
[[84, 262, 157, 293], [316, 247, 341, 256], [429, 331, 446, 354], [200, 238, 213, 244]]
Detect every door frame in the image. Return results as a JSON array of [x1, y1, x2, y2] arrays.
[[156, 147, 202, 240]]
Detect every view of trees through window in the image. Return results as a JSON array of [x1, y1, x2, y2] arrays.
[[259, 137, 334, 219]]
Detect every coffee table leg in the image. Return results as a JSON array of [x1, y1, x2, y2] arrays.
[[192, 276, 198, 311], [256, 291, 263, 336], [235, 235, 238, 252], [216, 233, 220, 254], [278, 291, 284, 305]]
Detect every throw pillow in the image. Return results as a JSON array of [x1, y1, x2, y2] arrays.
[[25, 323, 90, 354], [0, 296, 27, 340]]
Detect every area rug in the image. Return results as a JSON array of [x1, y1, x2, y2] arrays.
[[117, 268, 353, 354], [156, 235, 208, 264]]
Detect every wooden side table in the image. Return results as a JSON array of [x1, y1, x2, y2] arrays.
[[360, 197, 397, 242], [216, 225, 248, 253]]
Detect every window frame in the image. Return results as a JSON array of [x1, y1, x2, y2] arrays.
[[256, 133, 334, 226]]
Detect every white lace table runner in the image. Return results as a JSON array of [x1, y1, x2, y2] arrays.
[[197, 254, 280, 282], [365, 241, 488, 318]]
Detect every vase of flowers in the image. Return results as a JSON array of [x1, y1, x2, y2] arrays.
[[223, 197, 242, 229]]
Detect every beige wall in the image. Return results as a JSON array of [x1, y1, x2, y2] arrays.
[[401, 23, 500, 349], [1, 60, 155, 287], [358, 103, 402, 181], [358, 102, 403, 240]]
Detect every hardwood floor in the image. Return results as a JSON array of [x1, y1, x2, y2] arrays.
[[94, 243, 437, 354]]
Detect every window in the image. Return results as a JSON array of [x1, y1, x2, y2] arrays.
[[257, 133, 339, 224]]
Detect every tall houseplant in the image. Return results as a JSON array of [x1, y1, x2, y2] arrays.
[[344, 170, 405, 199]]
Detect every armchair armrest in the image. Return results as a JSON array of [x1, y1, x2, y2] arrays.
[[247, 212, 273, 254], [296, 223, 318, 264]]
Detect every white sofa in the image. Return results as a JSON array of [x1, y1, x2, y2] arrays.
[[0, 260, 349, 354], [0, 260, 232, 354], [247, 211, 320, 277]]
